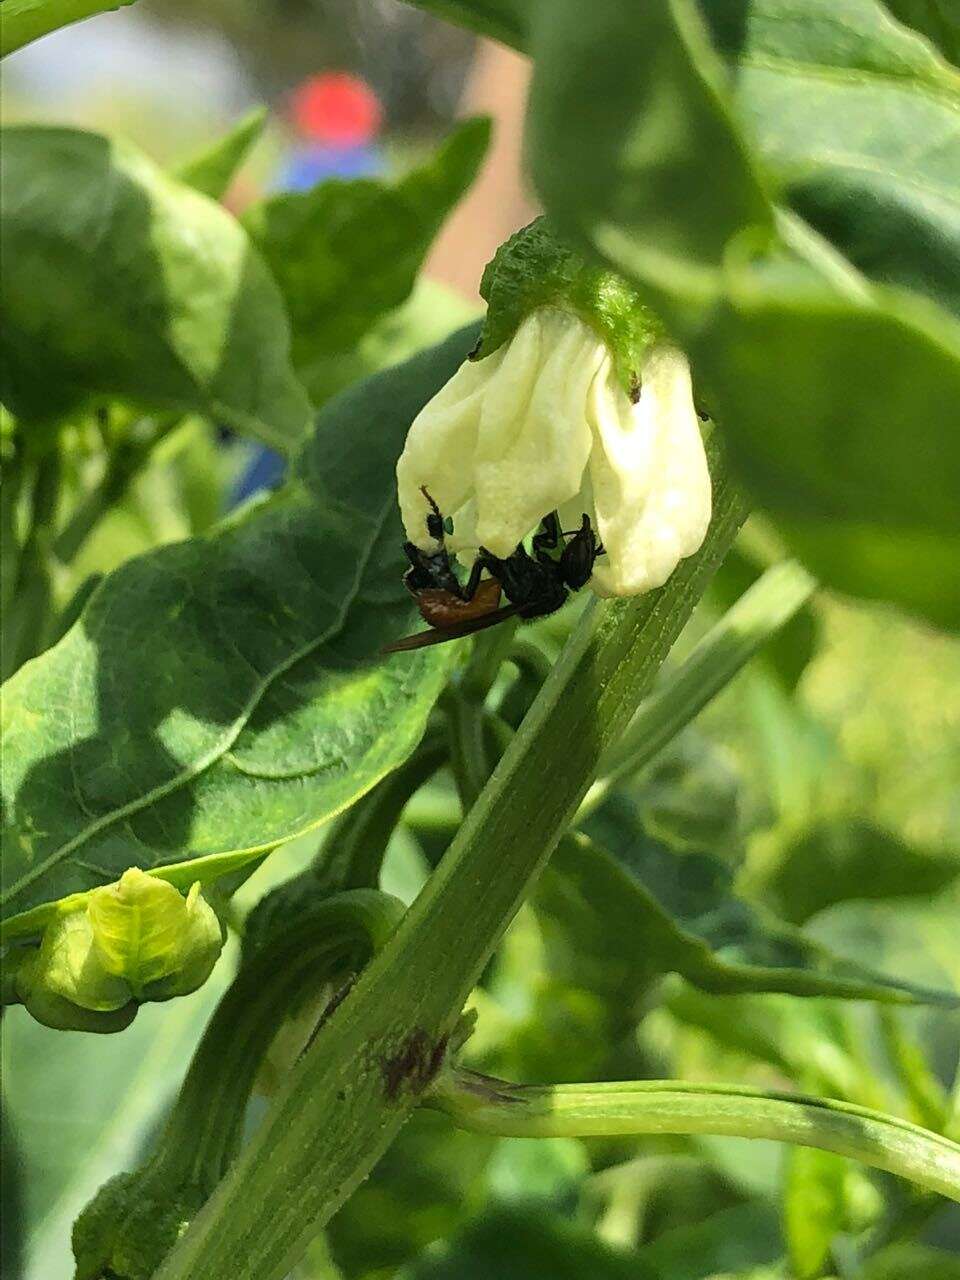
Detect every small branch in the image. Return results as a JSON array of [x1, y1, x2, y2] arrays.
[[431, 1070, 960, 1203], [580, 558, 816, 818], [52, 416, 178, 564]]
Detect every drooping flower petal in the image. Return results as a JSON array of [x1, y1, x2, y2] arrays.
[[573, 345, 712, 596], [397, 309, 601, 557]]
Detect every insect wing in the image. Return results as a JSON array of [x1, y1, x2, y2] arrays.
[[382, 604, 520, 654]]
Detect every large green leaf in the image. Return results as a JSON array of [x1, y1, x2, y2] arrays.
[[0, 327, 478, 935], [0, 126, 309, 452], [704, 0, 960, 321], [525, 0, 960, 627], [242, 118, 489, 402], [535, 799, 959, 1005]]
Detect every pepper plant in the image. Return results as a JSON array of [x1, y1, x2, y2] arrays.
[[2, 1, 960, 1278]]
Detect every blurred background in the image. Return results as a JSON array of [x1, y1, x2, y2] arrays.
[[3, 4, 960, 1279], [0, 0, 536, 295]]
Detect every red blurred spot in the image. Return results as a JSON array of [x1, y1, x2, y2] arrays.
[[290, 72, 383, 145]]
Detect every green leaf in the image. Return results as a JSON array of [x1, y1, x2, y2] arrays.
[[784, 1147, 847, 1279], [327, 1110, 494, 1278], [0, 326, 478, 936], [0, 0, 135, 58], [884, 0, 960, 68], [176, 109, 267, 202], [703, 0, 960, 321], [525, 0, 960, 627], [754, 817, 960, 924], [0, 126, 310, 452], [635, 1202, 782, 1280], [536, 800, 959, 1005], [862, 1243, 960, 1280], [242, 119, 489, 402], [401, 1, 528, 50], [400, 1205, 655, 1280], [527, 0, 772, 291]]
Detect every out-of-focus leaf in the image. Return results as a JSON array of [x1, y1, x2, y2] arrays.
[[0, 126, 310, 452], [525, 0, 960, 628], [301, 278, 480, 410], [862, 1243, 960, 1279], [327, 1110, 494, 1278], [535, 799, 960, 1005], [176, 109, 267, 202], [1, 961, 230, 1280], [634, 1201, 782, 1280], [242, 119, 489, 401], [402, 0, 527, 49], [528, 0, 772, 288], [665, 986, 885, 1107], [399, 1204, 656, 1280], [1, 1102, 24, 1279], [783, 1147, 846, 1278], [0, 0, 135, 58], [1, 327, 478, 935], [709, 545, 819, 690], [883, 0, 960, 68], [755, 818, 960, 924], [702, 0, 960, 321]]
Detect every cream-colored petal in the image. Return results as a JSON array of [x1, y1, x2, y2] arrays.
[[470, 309, 600, 556], [396, 346, 505, 549], [586, 346, 711, 596], [396, 308, 604, 557]]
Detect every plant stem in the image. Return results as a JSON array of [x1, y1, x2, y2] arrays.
[[2, 448, 60, 680], [52, 417, 177, 564], [156, 440, 748, 1280], [430, 1071, 960, 1202], [580, 558, 816, 818]]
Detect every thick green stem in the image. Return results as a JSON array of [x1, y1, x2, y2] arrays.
[[156, 441, 748, 1280], [430, 1071, 960, 1202]]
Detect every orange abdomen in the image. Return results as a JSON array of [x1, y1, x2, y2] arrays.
[[417, 578, 502, 629]]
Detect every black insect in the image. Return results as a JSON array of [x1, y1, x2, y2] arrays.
[[383, 487, 604, 654]]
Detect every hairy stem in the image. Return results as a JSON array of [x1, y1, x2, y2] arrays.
[[431, 1071, 960, 1202], [156, 439, 747, 1280]]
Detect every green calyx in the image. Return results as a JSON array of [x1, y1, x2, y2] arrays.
[[474, 216, 663, 393], [8, 867, 223, 1031]]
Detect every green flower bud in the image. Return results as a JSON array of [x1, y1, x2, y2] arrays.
[[13, 868, 223, 1031], [87, 868, 222, 1001]]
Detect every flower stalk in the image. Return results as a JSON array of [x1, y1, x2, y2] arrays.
[[429, 1070, 960, 1203]]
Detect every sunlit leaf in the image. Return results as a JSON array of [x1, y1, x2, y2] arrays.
[[242, 119, 489, 402], [1, 126, 310, 452], [0, 327, 477, 935]]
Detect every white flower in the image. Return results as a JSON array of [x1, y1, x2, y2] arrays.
[[396, 307, 711, 597]]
